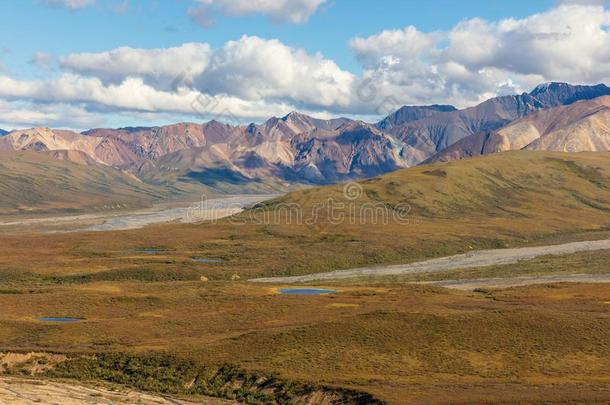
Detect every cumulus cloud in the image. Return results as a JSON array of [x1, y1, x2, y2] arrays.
[[350, 4, 610, 108], [0, 74, 202, 114], [442, 5, 610, 82], [191, 0, 327, 26], [1, 36, 354, 121], [59, 43, 212, 90], [3, 3, 610, 128], [197, 36, 354, 108], [350, 26, 439, 68], [40, 0, 95, 10], [0, 73, 317, 125], [0, 99, 105, 129]]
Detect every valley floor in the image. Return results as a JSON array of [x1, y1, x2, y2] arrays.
[[422, 273, 610, 290], [0, 247, 609, 403], [0, 195, 274, 233], [250, 238, 610, 283], [1, 152, 609, 403]]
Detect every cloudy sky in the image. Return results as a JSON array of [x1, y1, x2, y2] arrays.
[[0, 0, 608, 130]]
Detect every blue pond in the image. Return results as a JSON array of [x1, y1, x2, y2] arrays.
[[137, 248, 168, 255], [192, 257, 225, 264], [279, 288, 337, 295], [38, 317, 84, 323]]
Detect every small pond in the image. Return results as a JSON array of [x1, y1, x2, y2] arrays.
[[135, 248, 168, 255], [278, 288, 337, 295], [192, 257, 225, 264], [38, 317, 84, 323]]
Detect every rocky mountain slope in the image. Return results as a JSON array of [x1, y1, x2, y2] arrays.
[[385, 93, 546, 164], [381, 83, 610, 165], [428, 96, 610, 163], [0, 127, 137, 167], [141, 120, 410, 191], [529, 82, 610, 107], [376, 104, 457, 131], [0, 82, 607, 195]]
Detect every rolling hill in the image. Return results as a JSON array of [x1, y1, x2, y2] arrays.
[[0, 151, 609, 405], [176, 150, 610, 279], [1, 151, 607, 281], [0, 151, 168, 215], [268, 151, 610, 223]]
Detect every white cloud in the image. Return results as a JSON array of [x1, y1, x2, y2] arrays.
[[350, 26, 439, 68], [442, 5, 610, 82], [2, 3, 610, 129], [59, 43, 212, 90], [198, 36, 355, 108], [40, 0, 95, 10], [349, 4, 610, 108], [1, 36, 354, 121], [0, 73, 316, 125], [0, 74, 201, 113], [191, 0, 327, 26], [0, 99, 105, 129]]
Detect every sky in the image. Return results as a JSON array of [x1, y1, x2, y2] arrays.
[[0, 0, 608, 130]]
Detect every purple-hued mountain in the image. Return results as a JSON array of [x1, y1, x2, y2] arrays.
[[426, 95, 610, 163], [529, 82, 610, 107], [0, 82, 607, 193], [376, 104, 457, 131]]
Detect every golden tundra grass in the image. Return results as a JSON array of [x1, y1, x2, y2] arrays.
[[0, 281, 609, 403], [1, 151, 608, 281], [0, 151, 609, 403]]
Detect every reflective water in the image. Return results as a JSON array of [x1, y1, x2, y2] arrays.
[[136, 248, 168, 255], [192, 257, 225, 264], [38, 317, 84, 323]]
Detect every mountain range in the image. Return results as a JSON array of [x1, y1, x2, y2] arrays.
[[0, 82, 608, 202], [429, 96, 610, 163]]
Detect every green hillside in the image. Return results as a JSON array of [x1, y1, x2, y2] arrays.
[[270, 150, 610, 220], [0, 152, 168, 215]]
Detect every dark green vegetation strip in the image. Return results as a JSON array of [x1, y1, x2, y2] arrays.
[[43, 353, 384, 405]]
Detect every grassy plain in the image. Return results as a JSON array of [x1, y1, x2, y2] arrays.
[[0, 151, 609, 403], [1, 280, 609, 403]]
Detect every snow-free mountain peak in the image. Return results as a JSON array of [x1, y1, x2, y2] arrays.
[[377, 104, 457, 130], [529, 82, 610, 107]]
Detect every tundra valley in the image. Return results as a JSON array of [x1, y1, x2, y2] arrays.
[[0, 2, 609, 404]]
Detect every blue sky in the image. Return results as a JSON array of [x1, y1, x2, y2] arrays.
[[1, 0, 557, 78], [0, 0, 607, 130]]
